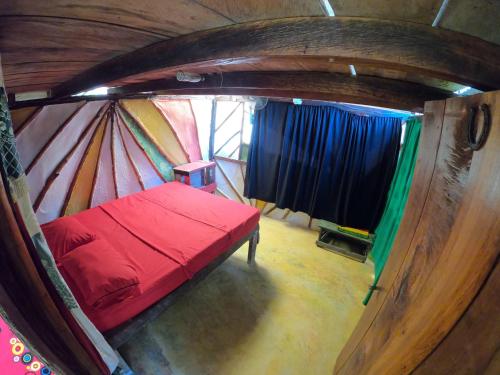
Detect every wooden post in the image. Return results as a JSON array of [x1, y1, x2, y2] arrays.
[[335, 91, 500, 374], [238, 102, 245, 160], [247, 227, 260, 265], [209, 98, 217, 160]]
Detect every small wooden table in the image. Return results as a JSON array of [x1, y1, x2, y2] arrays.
[[173, 161, 216, 193], [316, 220, 374, 262]]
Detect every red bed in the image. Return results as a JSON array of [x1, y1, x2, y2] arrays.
[[41, 182, 260, 331]]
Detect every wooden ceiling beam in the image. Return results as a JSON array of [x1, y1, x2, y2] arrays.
[[51, 17, 500, 97], [109, 71, 452, 111], [7, 93, 148, 110]]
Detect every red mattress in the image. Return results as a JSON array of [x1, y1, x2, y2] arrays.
[[42, 182, 259, 331]]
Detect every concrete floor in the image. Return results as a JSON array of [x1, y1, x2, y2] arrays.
[[120, 216, 373, 375]]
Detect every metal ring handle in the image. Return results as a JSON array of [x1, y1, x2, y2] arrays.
[[467, 103, 491, 151]]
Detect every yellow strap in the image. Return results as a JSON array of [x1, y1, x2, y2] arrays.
[[338, 226, 370, 237]]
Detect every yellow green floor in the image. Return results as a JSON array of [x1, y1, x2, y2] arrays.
[[120, 216, 373, 375]]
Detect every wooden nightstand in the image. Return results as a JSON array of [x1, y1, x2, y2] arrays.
[[173, 161, 217, 193]]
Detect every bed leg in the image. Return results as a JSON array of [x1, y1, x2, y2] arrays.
[[112, 350, 135, 375], [247, 228, 260, 265]]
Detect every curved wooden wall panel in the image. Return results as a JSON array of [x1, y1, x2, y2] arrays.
[[1, 15, 164, 93], [335, 91, 500, 374], [413, 260, 500, 375], [3, 1, 499, 94], [334, 99, 447, 370]]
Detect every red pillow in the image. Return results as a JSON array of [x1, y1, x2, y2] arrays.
[[58, 239, 141, 309], [41, 216, 96, 261]]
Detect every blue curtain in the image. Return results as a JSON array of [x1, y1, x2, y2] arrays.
[[244, 102, 402, 231]]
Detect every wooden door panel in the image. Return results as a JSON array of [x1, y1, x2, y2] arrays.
[[413, 260, 500, 374], [335, 91, 500, 374], [335, 100, 446, 370]]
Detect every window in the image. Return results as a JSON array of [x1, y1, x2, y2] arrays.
[[213, 100, 253, 161]]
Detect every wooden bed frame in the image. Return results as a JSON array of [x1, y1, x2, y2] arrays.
[[105, 225, 260, 350]]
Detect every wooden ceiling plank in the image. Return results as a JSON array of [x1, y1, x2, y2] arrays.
[[0, 14, 172, 39], [51, 17, 500, 97], [0, 16, 164, 92], [439, 0, 500, 45], [5, 70, 85, 79], [8, 93, 149, 110], [330, 0, 442, 24], [0, 17, 163, 51], [196, 0, 324, 22], [109, 71, 452, 111], [2, 61, 101, 75], [0, 1, 233, 36]]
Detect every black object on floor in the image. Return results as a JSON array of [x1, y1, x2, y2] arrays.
[[316, 221, 374, 262]]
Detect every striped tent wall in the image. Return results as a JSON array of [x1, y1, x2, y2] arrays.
[[209, 99, 320, 231], [12, 96, 317, 230], [214, 156, 320, 230], [11, 98, 203, 224]]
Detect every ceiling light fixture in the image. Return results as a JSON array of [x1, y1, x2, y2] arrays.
[[176, 72, 204, 83]]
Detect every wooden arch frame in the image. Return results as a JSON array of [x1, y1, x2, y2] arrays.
[[52, 17, 500, 99], [109, 71, 452, 111]]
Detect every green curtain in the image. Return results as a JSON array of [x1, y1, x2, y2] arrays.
[[363, 117, 422, 305]]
